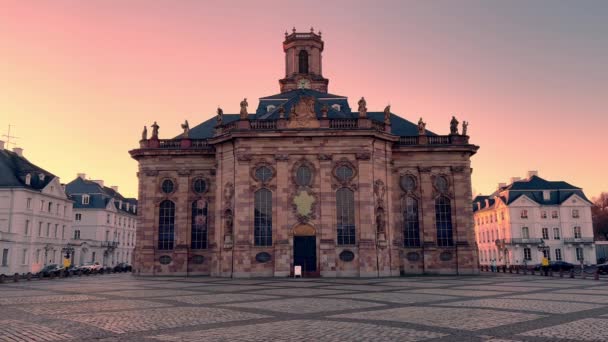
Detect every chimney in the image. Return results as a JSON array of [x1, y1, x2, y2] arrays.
[[12, 147, 23, 157], [527, 170, 538, 178], [509, 177, 521, 184], [77, 173, 86, 179], [498, 182, 507, 189], [92, 180, 104, 187], [111, 186, 119, 192], [0, 140, 4, 150]]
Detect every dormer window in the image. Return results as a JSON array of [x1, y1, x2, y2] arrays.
[[266, 105, 276, 113], [331, 104, 341, 111], [133, 205, 137, 212], [82, 195, 90, 205], [25, 174, 31, 185], [38, 173, 45, 181], [126, 203, 130, 211], [119, 200, 123, 209], [572, 209, 580, 218], [520, 210, 528, 219], [543, 191, 551, 201]]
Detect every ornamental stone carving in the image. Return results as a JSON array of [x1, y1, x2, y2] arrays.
[[292, 188, 317, 223], [287, 96, 319, 128], [358, 97, 367, 118], [181, 120, 190, 138], [317, 153, 332, 161], [274, 154, 289, 161], [355, 152, 371, 160], [223, 182, 234, 248], [141, 126, 147, 141], [450, 116, 459, 135], [239, 98, 248, 119], [151, 121, 159, 139], [236, 154, 253, 162]]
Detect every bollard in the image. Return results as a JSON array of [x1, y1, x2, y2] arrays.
[[560, 269, 563, 278], [595, 270, 600, 280], [569, 269, 574, 278], [0, 274, 4, 283], [582, 271, 586, 279], [509, 266, 513, 274], [503, 265, 507, 273], [26, 272, 32, 281], [13, 273, 19, 282]]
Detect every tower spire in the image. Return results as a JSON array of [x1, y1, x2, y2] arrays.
[[279, 28, 329, 93]]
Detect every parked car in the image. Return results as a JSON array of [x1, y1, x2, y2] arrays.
[[534, 261, 575, 272], [81, 262, 103, 273], [113, 263, 132, 273], [66, 264, 88, 275], [596, 262, 608, 275], [37, 264, 64, 277]]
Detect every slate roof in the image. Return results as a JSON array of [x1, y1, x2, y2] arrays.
[[65, 177, 137, 215], [473, 175, 591, 212], [184, 89, 435, 139], [0, 149, 56, 190]]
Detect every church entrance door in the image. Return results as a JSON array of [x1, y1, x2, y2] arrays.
[[294, 236, 316, 273]]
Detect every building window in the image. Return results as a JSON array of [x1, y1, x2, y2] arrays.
[[21, 249, 27, 265], [295, 165, 313, 187], [36, 249, 41, 263], [336, 165, 354, 183], [38, 222, 42, 236], [500, 211, 505, 220], [400, 175, 416, 192], [435, 196, 453, 247], [254, 189, 273, 246], [2, 249, 8, 266], [551, 210, 558, 219], [542, 248, 550, 259], [543, 191, 551, 201], [192, 178, 207, 194], [542, 228, 549, 240], [46, 223, 50, 237], [107, 214, 110, 224], [576, 247, 584, 261], [541, 210, 547, 219], [555, 248, 562, 261], [75, 213, 82, 221], [158, 200, 175, 250], [56, 204, 60, 215], [91, 251, 96, 263], [191, 200, 208, 249], [255, 166, 273, 183], [27, 198, 32, 209], [523, 248, 532, 261], [62, 225, 65, 239], [54, 224, 58, 238], [82, 195, 89, 205], [298, 50, 309, 74], [40, 200, 44, 211], [161, 179, 175, 194], [522, 227, 529, 239], [336, 188, 356, 245], [553, 227, 561, 240], [434, 176, 449, 193], [572, 209, 580, 218], [573, 226, 582, 239], [403, 196, 420, 247], [74, 230, 80, 239], [520, 210, 528, 219], [331, 104, 341, 111], [25, 220, 30, 236]]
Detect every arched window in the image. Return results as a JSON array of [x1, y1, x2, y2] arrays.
[[296, 165, 312, 186], [158, 200, 175, 250], [254, 189, 272, 246], [336, 188, 356, 245], [403, 196, 420, 247], [435, 196, 453, 246], [298, 50, 309, 74], [191, 200, 208, 249]]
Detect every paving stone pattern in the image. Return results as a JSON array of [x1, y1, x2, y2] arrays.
[[0, 273, 607, 341]]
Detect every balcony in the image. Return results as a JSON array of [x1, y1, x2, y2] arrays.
[[101, 241, 118, 248], [504, 238, 544, 245], [563, 237, 594, 245]]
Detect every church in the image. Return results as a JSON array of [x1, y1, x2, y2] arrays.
[[129, 29, 480, 277]]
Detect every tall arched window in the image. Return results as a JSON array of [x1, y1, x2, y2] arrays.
[[158, 200, 175, 250], [403, 196, 420, 247], [254, 189, 272, 246], [191, 200, 208, 249], [435, 196, 453, 247], [336, 188, 356, 245], [298, 50, 309, 74]]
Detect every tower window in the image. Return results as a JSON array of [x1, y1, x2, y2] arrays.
[[298, 50, 309, 74]]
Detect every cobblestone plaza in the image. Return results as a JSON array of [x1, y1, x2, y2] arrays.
[[1, 274, 607, 341]]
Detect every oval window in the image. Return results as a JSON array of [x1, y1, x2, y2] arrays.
[[255, 166, 273, 183], [255, 252, 272, 263], [161, 179, 174, 194], [193, 178, 207, 194], [336, 165, 354, 182], [435, 176, 448, 193], [159, 255, 172, 265], [296, 166, 312, 186], [191, 255, 204, 264], [339, 250, 355, 262], [400, 175, 416, 192]]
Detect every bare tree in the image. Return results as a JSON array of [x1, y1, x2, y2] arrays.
[[592, 192, 608, 240]]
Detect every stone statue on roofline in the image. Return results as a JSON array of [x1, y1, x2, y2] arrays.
[[462, 121, 468, 136], [278, 105, 285, 119], [358, 97, 367, 118], [450, 116, 459, 135], [216, 107, 223, 125], [418, 117, 426, 135], [141, 126, 147, 141], [151, 121, 159, 139], [239, 98, 248, 119], [181, 120, 190, 138], [383, 105, 391, 124]]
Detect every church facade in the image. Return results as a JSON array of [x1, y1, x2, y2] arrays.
[[130, 30, 480, 277]]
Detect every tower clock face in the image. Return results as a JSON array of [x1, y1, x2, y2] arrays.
[[297, 78, 311, 89]]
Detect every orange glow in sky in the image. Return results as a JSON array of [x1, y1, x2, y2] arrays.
[[1, 1, 607, 198]]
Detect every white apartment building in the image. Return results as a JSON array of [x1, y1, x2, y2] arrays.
[[65, 174, 137, 267], [0, 142, 73, 275], [473, 171, 596, 267]]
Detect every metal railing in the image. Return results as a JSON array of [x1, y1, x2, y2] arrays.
[[563, 237, 595, 244], [504, 238, 544, 245], [101, 241, 118, 248]]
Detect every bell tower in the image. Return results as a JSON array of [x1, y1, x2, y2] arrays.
[[279, 27, 329, 93]]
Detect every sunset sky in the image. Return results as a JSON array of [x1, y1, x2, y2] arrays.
[[1, 1, 607, 199]]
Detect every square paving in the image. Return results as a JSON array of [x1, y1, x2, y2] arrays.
[[0, 273, 607, 341]]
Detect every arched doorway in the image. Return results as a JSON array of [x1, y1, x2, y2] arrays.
[[293, 224, 316, 273]]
